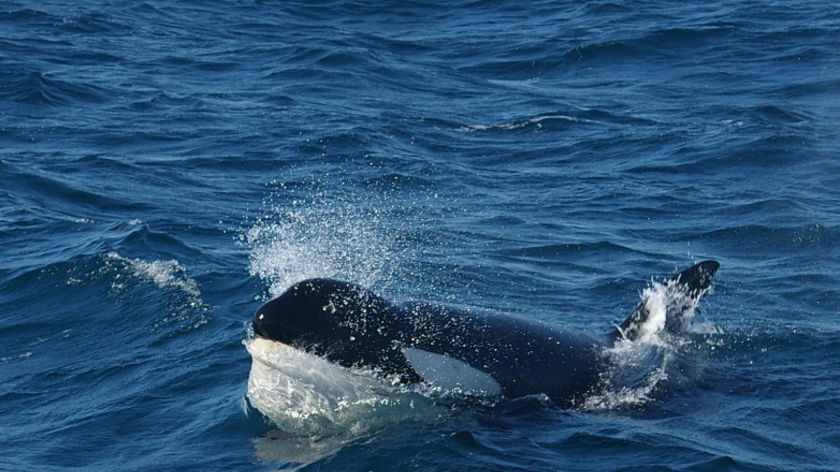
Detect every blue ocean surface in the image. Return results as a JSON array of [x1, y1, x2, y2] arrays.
[[2, 1, 839, 470]]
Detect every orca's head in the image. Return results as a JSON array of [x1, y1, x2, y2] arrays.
[[251, 278, 396, 367], [252, 279, 347, 345]]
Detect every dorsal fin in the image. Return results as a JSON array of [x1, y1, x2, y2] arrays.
[[611, 260, 719, 343]]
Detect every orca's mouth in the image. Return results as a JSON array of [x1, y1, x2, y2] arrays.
[[245, 335, 288, 357], [251, 316, 297, 346], [249, 322, 321, 359], [244, 336, 315, 374], [252, 313, 271, 339]]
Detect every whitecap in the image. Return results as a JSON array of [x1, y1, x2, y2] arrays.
[[104, 251, 202, 299]]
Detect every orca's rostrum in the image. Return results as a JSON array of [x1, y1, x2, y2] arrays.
[[248, 260, 719, 409]]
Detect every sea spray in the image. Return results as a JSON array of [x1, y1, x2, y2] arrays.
[[584, 275, 719, 411], [240, 180, 423, 299]]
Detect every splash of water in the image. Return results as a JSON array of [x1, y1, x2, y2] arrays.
[[244, 337, 448, 437], [584, 276, 720, 411], [240, 184, 412, 299], [104, 251, 202, 299], [244, 334, 456, 470], [94, 252, 208, 332], [629, 283, 669, 345]]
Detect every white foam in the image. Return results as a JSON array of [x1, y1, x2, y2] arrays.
[[458, 114, 584, 132], [584, 277, 720, 411], [583, 364, 669, 411], [624, 275, 718, 344], [97, 252, 208, 332], [244, 337, 447, 439], [104, 251, 202, 299], [634, 283, 669, 344]]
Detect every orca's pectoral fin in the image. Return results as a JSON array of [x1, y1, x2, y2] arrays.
[[612, 260, 719, 343]]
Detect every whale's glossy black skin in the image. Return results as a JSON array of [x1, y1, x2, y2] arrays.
[[253, 260, 718, 407]]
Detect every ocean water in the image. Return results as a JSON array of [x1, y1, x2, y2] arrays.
[[2, 1, 839, 471]]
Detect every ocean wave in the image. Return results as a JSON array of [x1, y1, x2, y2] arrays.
[[697, 223, 839, 255], [102, 251, 202, 299], [499, 240, 637, 260], [458, 114, 586, 133], [1, 68, 109, 107], [363, 173, 435, 192]]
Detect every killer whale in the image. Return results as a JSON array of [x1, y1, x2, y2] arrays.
[[251, 260, 718, 407]]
